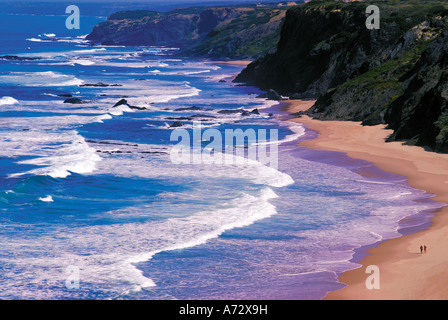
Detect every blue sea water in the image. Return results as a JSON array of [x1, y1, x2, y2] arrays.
[[0, 2, 444, 300]]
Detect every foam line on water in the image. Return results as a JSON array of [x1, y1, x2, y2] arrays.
[[0, 71, 84, 87], [0, 96, 19, 106], [122, 187, 280, 293], [11, 131, 101, 179], [252, 122, 306, 146]]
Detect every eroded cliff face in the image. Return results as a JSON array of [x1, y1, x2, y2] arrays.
[[235, 1, 448, 152], [86, 9, 221, 47], [385, 29, 448, 152], [86, 5, 291, 60], [236, 3, 370, 97]]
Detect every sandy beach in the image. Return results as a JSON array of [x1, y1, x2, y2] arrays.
[[285, 99, 448, 300], [210, 60, 252, 66]]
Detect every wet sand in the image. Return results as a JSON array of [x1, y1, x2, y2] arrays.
[[285, 99, 448, 300]]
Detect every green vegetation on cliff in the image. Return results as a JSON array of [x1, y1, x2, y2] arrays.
[[86, 3, 299, 60], [235, 0, 448, 153]]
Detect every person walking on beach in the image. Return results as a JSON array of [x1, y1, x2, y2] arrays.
[[420, 245, 423, 254], [424, 245, 427, 253]]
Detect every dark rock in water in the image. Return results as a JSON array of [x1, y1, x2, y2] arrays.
[[219, 79, 226, 83], [251, 108, 260, 115], [113, 99, 128, 107], [217, 109, 243, 114], [57, 94, 73, 98], [170, 121, 183, 127], [241, 110, 251, 116], [113, 98, 145, 110], [175, 106, 204, 111], [79, 82, 122, 87], [129, 105, 146, 110], [166, 116, 192, 121], [268, 113, 274, 117], [140, 151, 168, 154], [63, 98, 85, 104], [191, 114, 217, 119]]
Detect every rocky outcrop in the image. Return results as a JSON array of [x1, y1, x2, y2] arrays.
[[63, 98, 86, 104], [80, 82, 122, 87], [235, 2, 447, 97], [113, 98, 146, 110], [0, 55, 40, 61], [385, 29, 448, 152], [86, 4, 295, 60], [87, 10, 202, 47], [235, 1, 448, 152], [170, 121, 183, 128]]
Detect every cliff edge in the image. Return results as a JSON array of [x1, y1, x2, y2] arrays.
[[235, 1, 448, 153]]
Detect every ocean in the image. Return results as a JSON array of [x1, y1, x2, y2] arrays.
[[0, 2, 443, 300]]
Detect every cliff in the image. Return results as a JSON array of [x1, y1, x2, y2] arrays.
[[86, 4, 297, 60], [235, 0, 448, 153]]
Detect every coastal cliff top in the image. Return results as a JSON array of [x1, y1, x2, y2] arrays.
[[86, 2, 301, 60]]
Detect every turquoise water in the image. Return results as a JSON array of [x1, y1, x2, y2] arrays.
[[0, 3, 442, 300]]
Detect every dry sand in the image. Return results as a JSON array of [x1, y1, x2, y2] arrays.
[[285, 99, 448, 300]]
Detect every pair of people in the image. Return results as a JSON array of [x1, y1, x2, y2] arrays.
[[419, 245, 427, 254]]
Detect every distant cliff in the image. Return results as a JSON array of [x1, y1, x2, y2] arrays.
[[235, 1, 448, 153], [86, 3, 297, 60]]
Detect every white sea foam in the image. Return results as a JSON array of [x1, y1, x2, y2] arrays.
[[27, 34, 89, 44], [95, 60, 169, 69], [108, 104, 134, 116], [149, 69, 211, 76], [103, 83, 202, 107], [92, 113, 113, 123], [72, 48, 107, 54], [153, 121, 221, 130], [10, 131, 101, 179], [121, 187, 280, 292], [38, 195, 54, 202], [0, 96, 19, 106], [257, 99, 281, 110], [0, 186, 283, 298], [72, 59, 96, 66], [94, 142, 294, 189], [252, 122, 306, 147], [0, 71, 84, 87], [26, 37, 44, 42], [206, 73, 236, 82]]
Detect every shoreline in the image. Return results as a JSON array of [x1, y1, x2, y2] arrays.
[[283, 99, 448, 300], [208, 60, 252, 66]]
